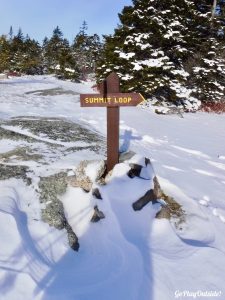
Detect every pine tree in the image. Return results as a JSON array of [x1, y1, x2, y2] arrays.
[[43, 26, 64, 71], [97, 0, 225, 106], [72, 21, 102, 80], [43, 26, 79, 80], [42, 37, 50, 73], [16, 28, 24, 42], [22, 36, 42, 74], [187, 0, 225, 102], [9, 28, 26, 72], [8, 26, 13, 41], [0, 35, 10, 72]]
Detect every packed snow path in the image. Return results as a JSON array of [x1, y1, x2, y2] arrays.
[[0, 76, 225, 300]]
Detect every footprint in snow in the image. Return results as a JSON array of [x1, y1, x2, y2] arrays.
[[198, 196, 225, 224], [212, 208, 225, 224], [198, 195, 210, 207]]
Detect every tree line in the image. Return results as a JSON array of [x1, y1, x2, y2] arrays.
[[96, 0, 225, 105], [0, 1, 225, 105], [0, 21, 102, 81]]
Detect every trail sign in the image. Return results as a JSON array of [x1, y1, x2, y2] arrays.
[[80, 72, 145, 172], [80, 93, 145, 107]]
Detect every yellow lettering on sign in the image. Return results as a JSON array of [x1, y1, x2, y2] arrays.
[[85, 97, 112, 104], [114, 97, 132, 103]]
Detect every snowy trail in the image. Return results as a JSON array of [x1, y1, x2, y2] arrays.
[[0, 76, 225, 300]]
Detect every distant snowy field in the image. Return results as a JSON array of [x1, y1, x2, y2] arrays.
[[0, 76, 225, 300]]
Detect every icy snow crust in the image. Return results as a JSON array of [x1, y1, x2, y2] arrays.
[[0, 76, 225, 300]]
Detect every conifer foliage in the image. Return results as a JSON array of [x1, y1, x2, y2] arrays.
[[97, 0, 225, 106], [0, 24, 102, 81], [72, 21, 103, 80], [42, 26, 79, 80]]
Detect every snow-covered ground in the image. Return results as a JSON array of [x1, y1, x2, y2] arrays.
[[0, 76, 225, 300]]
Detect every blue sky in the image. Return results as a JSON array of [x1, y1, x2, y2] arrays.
[[0, 0, 132, 43]]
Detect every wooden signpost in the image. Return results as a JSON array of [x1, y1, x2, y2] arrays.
[[80, 72, 145, 172]]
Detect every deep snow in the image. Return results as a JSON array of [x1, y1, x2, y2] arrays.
[[0, 76, 225, 300]]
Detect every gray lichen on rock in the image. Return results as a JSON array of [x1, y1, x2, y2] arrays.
[[25, 87, 79, 96], [0, 147, 43, 162], [6, 117, 104, 145], [0, 116, 107, 252], [39, 171, 79, 251], [0, 163, 32, 185]]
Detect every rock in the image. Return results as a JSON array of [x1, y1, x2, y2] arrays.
[[65, 222, 79, 251], [0, 163, 31, 185], [92, 188, 102, 200], [127, 156, 153, 179], [91, 206, 105, 222], [67, 174, 93, 192], [0, 147, 43, 162], [155, 206, 171, 219], [153, 176, 162, 199], [127, 163, 142, 178], [132, 189, 158, 211], [39, 171, 79, 251], [119, 151, 136, 163], [155, 107, 184, 118], [145, 158, 151, 166], [68, 160, 106, 191], [155, 191, 185, 222]]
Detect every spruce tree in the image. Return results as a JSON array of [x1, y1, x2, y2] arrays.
[[10, 28, 26, 72], [97, 0, 225, 106], [0, 35, 10, 72], [8, 26, 13, 41], [42, 37, 50, 73], [72, 21, 102, 80], [188, 0, 225, 102], [22, 36, 42, 74], [42, 26, 79, 80]]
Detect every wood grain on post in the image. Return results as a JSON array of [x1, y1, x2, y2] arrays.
[[105, 72, 120, 172]]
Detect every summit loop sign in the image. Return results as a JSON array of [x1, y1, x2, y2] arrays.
[[80, 72, 145, 171], [80, 93, 145, 107]]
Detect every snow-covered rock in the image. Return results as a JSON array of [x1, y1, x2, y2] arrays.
[[67, 160, 106, 191]]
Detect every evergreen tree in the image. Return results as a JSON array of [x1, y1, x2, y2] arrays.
[[22, 36, 42, 74], [97, 0, 225, 105], [16, 28, 24, 42], [10, 28, 26, 72], [43, 26, 79, 80], [43, 26, 64, 71], [72, 21, 102, 80], [0, 35, 10, 72], [42, 36, 50, 73], [8, 26, 13, 41], [188, 0, 225, 102]]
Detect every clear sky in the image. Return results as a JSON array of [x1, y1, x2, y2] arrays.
[[0, 0, 133, 43]]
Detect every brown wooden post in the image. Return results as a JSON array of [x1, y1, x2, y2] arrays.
[[105, 72, 120, 172], [80, 72, 145, 172]]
